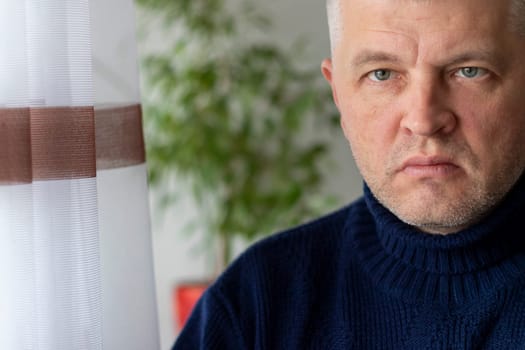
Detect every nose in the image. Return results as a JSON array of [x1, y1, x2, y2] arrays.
[[400, 75, 456, 137]]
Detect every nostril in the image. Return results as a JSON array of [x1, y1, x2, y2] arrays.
[[400, 108, 457, 137]]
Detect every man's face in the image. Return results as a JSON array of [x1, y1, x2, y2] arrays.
[[322, 0, 525, 234]]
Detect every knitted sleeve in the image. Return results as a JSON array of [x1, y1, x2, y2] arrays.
[[172, 286, 246, 350]]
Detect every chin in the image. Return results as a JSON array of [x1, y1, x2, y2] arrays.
[[396, 211, 470, 235], [391, 192, 496, 234], [379, 186, 482, 233]]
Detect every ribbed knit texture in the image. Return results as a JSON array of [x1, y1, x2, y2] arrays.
[[174, 178, 525, 349]]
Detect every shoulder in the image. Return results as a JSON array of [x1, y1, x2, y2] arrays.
[[191, 198, 369, 347], [214, 197, 367, 294]]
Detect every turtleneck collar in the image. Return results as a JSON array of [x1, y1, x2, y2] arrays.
[[352, 176, 525, 307]]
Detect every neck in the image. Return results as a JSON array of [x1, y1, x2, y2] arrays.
[[349, 176, 525, 306]]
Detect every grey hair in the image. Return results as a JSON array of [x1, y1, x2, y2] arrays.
[[326, 0, 342, 55], [326, 0, 525, 55]]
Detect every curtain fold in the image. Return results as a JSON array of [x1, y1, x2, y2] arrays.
[[0, 0, 159, 349]]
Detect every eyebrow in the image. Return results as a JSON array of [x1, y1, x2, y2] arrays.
[[350, 48, 506, 71], [444, 50, 506, 70], [351, 51, 403, 69]]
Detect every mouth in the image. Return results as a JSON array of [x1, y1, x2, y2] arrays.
[[400, 155, 461, 178]]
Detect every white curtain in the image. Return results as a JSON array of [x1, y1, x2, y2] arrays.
[[0, 0, 159, 349]]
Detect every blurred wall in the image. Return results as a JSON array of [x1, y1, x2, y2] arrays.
[[145, 0, 363, 348]]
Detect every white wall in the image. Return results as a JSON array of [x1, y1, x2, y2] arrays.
[[142, 1, 363, 349]]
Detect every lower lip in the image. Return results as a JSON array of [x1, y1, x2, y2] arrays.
[[402, 164, 460, 177]]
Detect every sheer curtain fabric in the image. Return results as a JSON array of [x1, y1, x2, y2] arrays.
[[0, 0, 159, 349]]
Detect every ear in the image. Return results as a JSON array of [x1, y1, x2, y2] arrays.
[[321, 58, 340, 108], [322, 58, 349, 139]]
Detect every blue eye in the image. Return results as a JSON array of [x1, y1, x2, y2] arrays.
[[368, 69, 392, 81], [456, 67, 487, 79]]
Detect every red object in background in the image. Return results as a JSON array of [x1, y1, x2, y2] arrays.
[[174, 282, 209, 332]]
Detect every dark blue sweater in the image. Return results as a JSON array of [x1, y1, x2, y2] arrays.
[[173, 179, 525, 349]]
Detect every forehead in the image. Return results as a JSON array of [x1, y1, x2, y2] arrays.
[[340, 0, 512, 40], [337, 0, 516, 63]]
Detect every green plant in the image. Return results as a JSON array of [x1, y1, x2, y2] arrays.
[[137, 0, 340, 271]]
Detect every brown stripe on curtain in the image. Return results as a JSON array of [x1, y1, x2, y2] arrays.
[[0, 104, 146, 184], [95, 104, 146, 170], [0, 108, 32, 183], [0, 107, 96, 183], [31, 107, 97, 181]]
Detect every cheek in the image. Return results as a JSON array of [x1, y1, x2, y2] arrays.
[[340, 98, 397, 174], [488, 116, 525, 164], [458, 97, 525, 172]]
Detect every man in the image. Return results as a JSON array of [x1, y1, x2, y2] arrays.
[[174, 0, 525, 348]]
